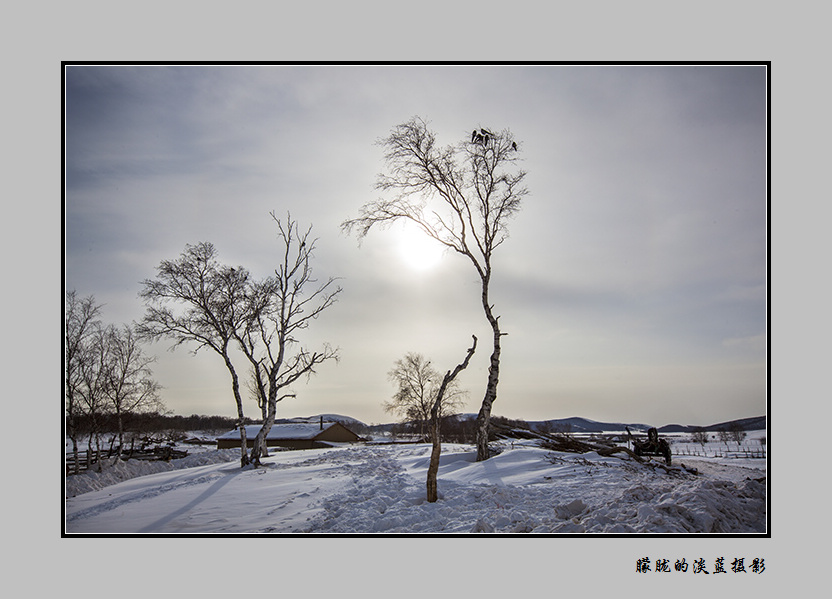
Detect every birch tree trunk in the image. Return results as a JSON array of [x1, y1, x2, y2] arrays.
[[248, 388, 279, 466], [223, 351, 249, 467], [426, 416, 442, 503], [427, 336, 476, 502], [115, 410, 125, 460], [475, 272, 503, 461]]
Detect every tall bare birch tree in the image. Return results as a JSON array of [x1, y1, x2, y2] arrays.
[[236, 213, 341, 466], [343, 117, 527, 460], [138, 242, 253, 467]]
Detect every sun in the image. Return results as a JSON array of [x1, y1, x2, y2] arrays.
[[397, 225, 444, 271]]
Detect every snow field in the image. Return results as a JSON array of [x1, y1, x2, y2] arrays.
[[65, 440, 766, 534]]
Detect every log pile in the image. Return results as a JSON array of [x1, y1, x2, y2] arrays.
[[489, 421, 698, 475]]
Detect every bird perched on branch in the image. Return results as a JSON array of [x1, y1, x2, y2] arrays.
[[471, 128, 493, 146]]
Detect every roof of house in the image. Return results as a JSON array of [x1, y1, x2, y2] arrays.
[[217, 422, 349, 441]]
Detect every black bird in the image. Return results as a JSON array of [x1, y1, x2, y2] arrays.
[[472, 130, 478, 143], [512, 141, 517, 151]]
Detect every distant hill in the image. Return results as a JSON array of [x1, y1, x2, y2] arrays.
[[274, 414, 367, 428], [702, 415, 767, 432], [533, 415, 766, 434], [447, 414, 653, 433], [655, 416, 766, 433], [272, 413, 766, 435], [422, 414, 766, 434], [529, 417, 650, 433]]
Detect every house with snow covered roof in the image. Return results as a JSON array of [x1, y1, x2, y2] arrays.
[[216, 420, 362, 450]]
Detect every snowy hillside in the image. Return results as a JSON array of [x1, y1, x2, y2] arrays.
[[65, 436, 766, 534]]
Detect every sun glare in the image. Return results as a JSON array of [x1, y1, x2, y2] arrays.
[[397, 226, 444, 271]]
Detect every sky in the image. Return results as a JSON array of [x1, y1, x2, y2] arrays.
[[64, 64, 768, 427]]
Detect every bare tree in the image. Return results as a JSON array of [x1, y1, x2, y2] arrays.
[[78, 323, 112, 471], [427, 336, 477, 502], [100, 324, 165, 458], [536, 420, 554, 434], [343, 117, 528, 460], [235, 213, 341, 466], [690, 427, 709, 450], [727, 422, 747, 450], [65, 291, 103, 474], [553, 422, 573, 437], [385, 352, 467, 440], [138, 242, 253, 467], [717, 428, 731, 450]]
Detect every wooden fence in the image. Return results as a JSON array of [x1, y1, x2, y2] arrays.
[[65, 445, 188, 475], [672, 446, 766, 459]]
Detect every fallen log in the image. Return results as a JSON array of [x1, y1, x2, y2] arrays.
[[491, 422, 623, 455], [490, 421, 697, 475]]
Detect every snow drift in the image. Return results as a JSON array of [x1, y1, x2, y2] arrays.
[[65, 441, 766, 534]]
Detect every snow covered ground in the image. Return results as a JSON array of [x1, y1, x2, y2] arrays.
[[65, 436, 766, 534]]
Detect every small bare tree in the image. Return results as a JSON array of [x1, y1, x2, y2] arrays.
[[727, 422, 747, 451], [385, 352, 468, 440], [78, 323, 115, 471], [553, 422, 573, 437], [427, 336, 477, 503], [100, 324, 164, 458], [536, 421, 554, 434], [717, 428, 731, 450], [65, 291, 103, 474], [690, 427, 709, 451], [343, 117, 528, 461]]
